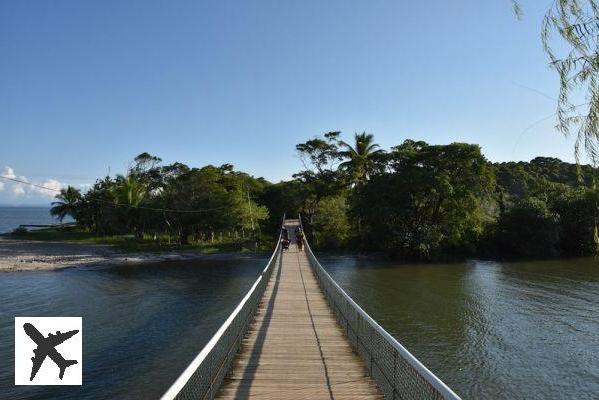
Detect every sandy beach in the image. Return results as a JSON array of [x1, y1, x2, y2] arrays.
[[0, 236, 238, 272]]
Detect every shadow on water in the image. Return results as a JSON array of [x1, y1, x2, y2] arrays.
[[0, 257, 267, 400]]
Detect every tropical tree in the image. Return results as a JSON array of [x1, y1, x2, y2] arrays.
[[294, 132, 345, 225], [113, 174, 147, 207], [50, 186, 82, 222], [338, 132, 385, 185], [78, 176, 120, 234], [296, 131, 342, 174], [112, 174, 148, 237], [312, 195, 350, 248], [494, 198, 560, 258], [352, 141, 495, 259]]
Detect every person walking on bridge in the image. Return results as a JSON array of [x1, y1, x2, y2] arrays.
[[281, 226, 289, 240], [296, 228, 304, 252]]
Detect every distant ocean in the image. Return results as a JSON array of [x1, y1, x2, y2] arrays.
[[0, 207, 72, 234]]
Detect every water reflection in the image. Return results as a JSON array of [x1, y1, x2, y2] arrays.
[[320, 256, 599, 400], [0, 257, 266, 400]]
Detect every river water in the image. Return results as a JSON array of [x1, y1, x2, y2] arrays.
[[0, 258, 266, 400], [0, 256, 597, 399], [319, 256, 599, 400], [0, 207, 72, 234]]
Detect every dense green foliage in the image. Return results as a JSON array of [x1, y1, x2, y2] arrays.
[[489, 158, 599, 258], [288, 133, 599, 260], [52, 136, 599, 260], [51, 153, 270, 248], [352, 141, 494, 259]]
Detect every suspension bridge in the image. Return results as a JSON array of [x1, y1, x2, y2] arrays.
[[161, 217, 461, 400]]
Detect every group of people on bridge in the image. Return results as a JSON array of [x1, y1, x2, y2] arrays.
[[280, 225, 303, 251]]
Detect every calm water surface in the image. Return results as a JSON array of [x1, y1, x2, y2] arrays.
[[0, 207, 72, 233], [1, 252, 597, 399], [0, 258, 266, 400], [320, 256, 599, 400]]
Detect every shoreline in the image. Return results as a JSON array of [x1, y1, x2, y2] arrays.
[[0, 236, 267, 272]]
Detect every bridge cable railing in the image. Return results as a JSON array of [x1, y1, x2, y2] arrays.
[[298, 214, 462, 400], [161, 214, 285, 400]]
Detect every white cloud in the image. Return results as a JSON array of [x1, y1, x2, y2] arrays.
[[0, 166, 67, 201], [33, 179, 64, 197], [12, 175, 29, 196], [12, 184, 25, 196], [1, 166, 16, 179]]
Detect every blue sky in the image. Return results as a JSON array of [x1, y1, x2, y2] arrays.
[[0, 0, 581, 205]]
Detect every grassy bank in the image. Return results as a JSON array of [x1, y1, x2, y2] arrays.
[[5, 226, 270, 254]]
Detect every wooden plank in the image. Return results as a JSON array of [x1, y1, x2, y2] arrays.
[[215, 220, 382, 399]]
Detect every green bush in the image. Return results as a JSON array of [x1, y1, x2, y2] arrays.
[[11, 227, 28, 236], [312, 196, 350, 249], [495, 198, 560, 257]]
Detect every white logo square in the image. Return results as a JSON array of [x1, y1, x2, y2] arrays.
[[15, 317, 82, 385]]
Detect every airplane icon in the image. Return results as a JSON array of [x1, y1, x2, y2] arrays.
[[23, 322, 79, 381]]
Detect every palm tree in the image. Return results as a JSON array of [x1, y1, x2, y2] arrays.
[[113, 174, 148, 237], [338, 132, 385, 185], [50, 186, 82, 222], [113, 174, 147, 207]]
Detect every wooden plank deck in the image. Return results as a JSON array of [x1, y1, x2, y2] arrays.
[[216, 220, 382, 400]]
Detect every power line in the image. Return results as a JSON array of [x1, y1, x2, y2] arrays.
[[511, 82, 557, 102], [0, 175, 229, 214], [0, 176, 62, 194], [512, 101, 592, 153]]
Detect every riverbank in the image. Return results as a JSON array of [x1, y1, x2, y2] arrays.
[[0, 234, 268, 272]]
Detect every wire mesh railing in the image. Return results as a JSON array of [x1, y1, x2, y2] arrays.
[[161, 216, 284, 400], [299, 216, 462, 400]]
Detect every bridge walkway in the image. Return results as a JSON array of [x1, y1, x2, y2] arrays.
[[215, 219, 382, 399]]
